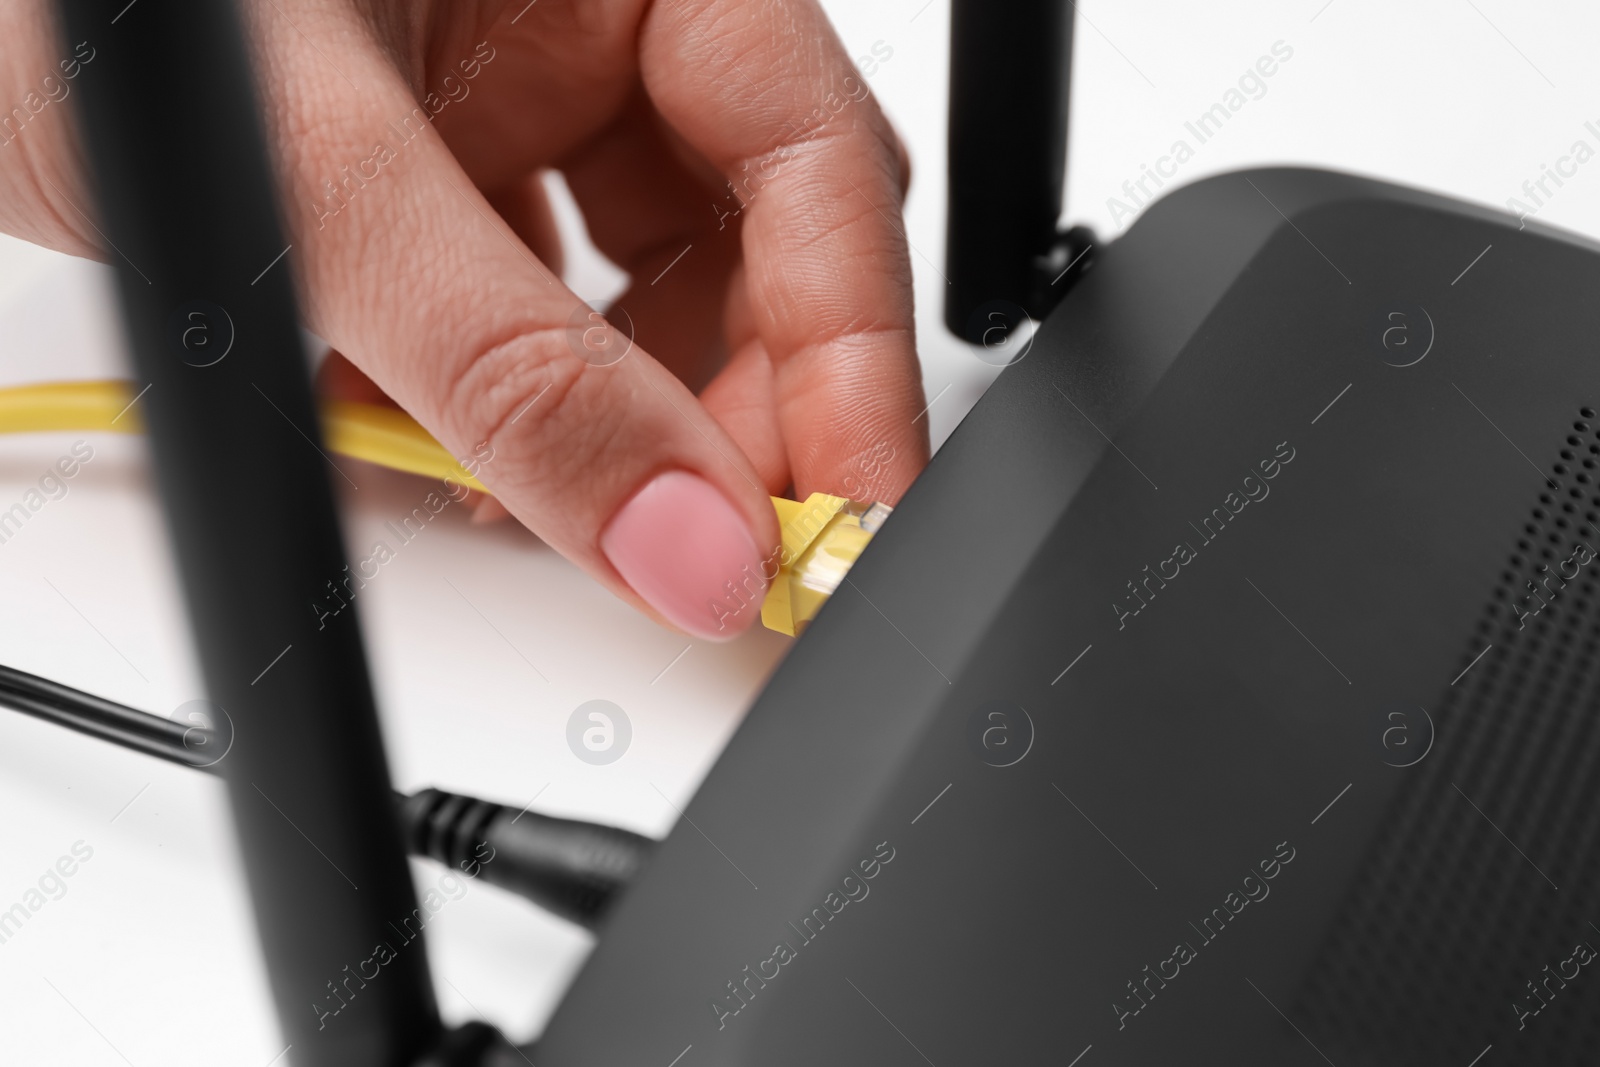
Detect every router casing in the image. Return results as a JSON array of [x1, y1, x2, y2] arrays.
[[535, 167, 1600, 1065]]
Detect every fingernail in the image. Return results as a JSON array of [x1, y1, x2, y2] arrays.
[[601, 470, 768, 640]]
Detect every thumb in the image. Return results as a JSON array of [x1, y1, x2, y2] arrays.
[[269, 53, 778, 639]]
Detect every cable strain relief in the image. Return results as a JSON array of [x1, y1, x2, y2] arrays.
[[399, 787, 503, 872]]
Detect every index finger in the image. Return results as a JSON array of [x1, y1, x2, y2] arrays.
[[636, 0, 929, 504]]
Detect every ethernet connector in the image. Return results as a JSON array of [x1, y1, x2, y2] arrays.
[[761, 493, 893, 637]]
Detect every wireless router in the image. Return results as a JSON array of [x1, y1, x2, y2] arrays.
[[56, 0, 1600, 1063], [533, 5, 1600, 1066]]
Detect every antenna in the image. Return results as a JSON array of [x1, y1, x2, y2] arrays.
[[945, 0, 1091, 343], [55, 1, 513, 1062]]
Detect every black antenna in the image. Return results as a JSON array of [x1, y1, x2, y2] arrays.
[[945, 0, 1091, 343], [55, 1, 514, 1062]]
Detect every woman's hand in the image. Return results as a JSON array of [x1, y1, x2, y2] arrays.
[[0, 0, 927, 638]]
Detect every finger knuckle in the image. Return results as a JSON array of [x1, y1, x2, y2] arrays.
[[441, 325, 591, 490]]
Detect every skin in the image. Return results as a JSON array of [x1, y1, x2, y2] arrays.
[[0, 0, 928, 633]]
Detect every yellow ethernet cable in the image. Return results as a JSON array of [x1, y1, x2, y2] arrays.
[[0, 380, 888, 636], [765, 492, 892, 636]]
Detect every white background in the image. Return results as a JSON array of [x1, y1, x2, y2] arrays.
[[2, 1, 1598, 1062]]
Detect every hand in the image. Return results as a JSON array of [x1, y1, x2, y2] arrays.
[[0, 0, 928, 639]]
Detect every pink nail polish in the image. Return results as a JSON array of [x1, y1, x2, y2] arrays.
[[601, 471, 768, 640]]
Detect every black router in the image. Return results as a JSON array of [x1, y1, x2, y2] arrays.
[[534, 7, 1600, 1067], [59, 0, 1600, 1063]]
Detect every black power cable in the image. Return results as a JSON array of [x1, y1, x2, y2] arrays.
[[400, 787, 651, 929], [0, 663, 213, 770], [0, 662, 651, 930]]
